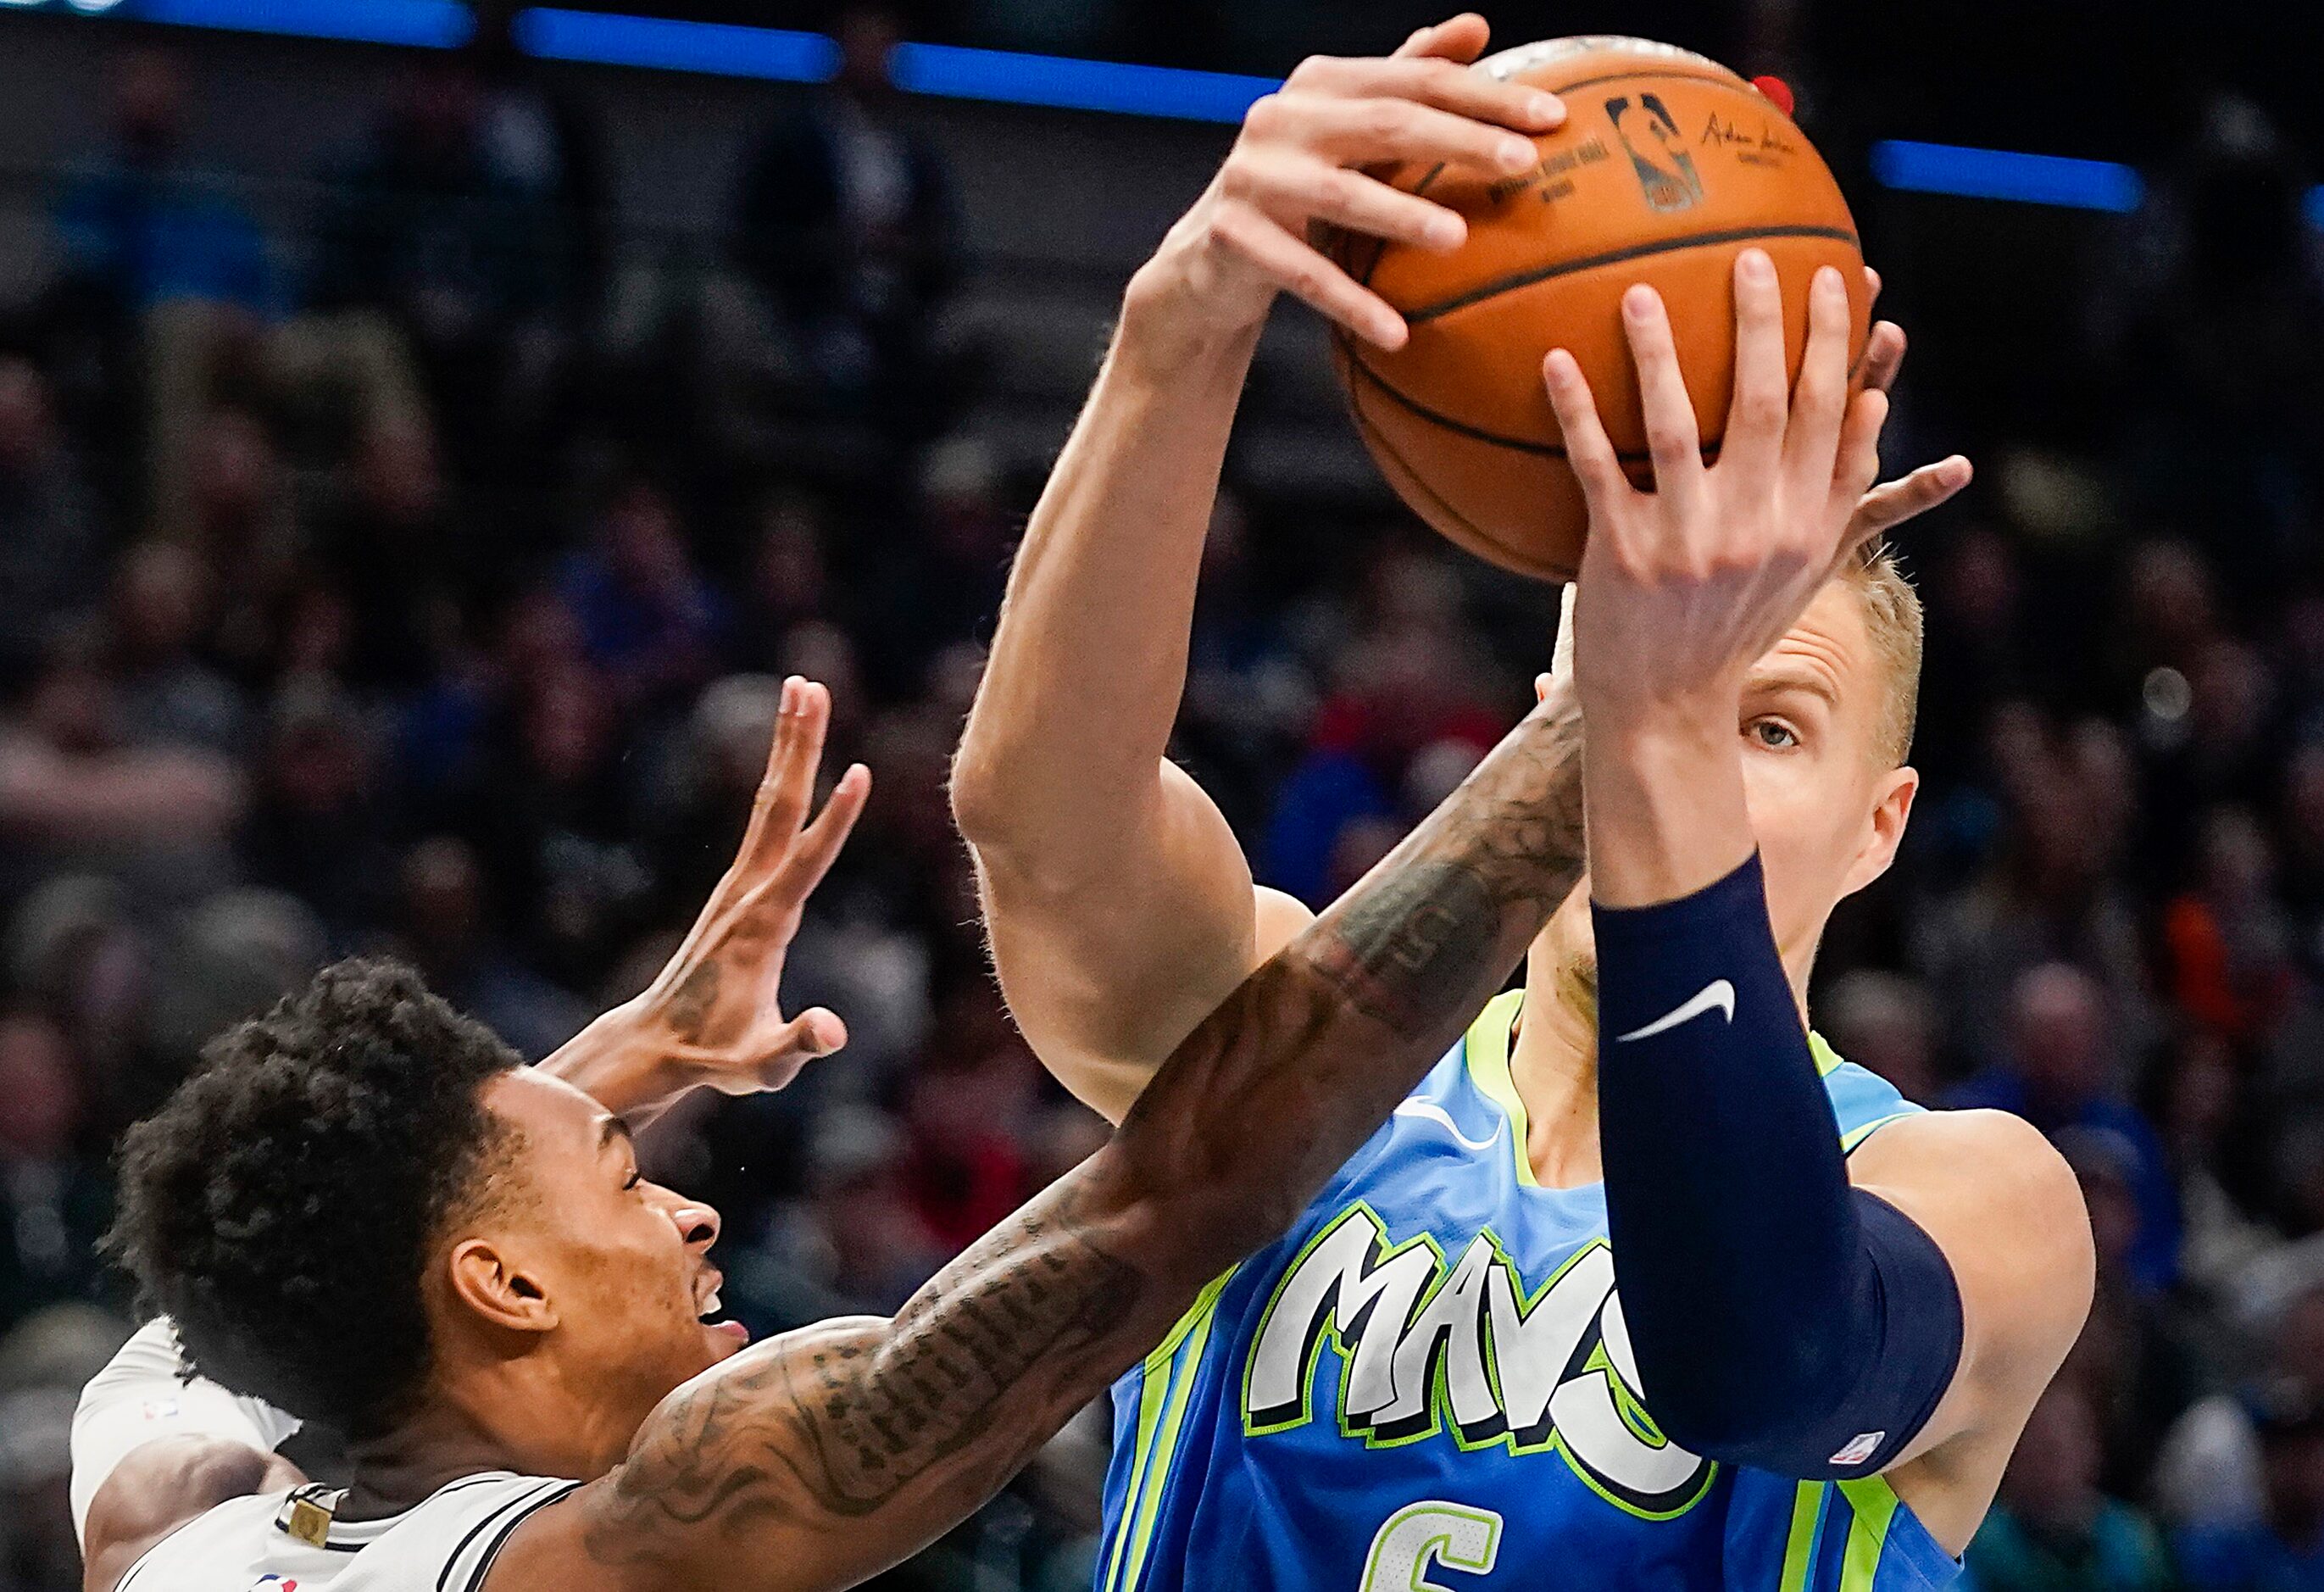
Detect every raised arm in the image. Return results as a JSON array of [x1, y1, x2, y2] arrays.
[[1542, 253, 2083, 1553], [542, 680, 865, 1127], [951, 15, 1564, 1121], [504, 667, 1587, 1592]]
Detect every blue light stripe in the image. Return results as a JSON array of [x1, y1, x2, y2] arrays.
[[1869, 139, 2144, 213], [132, 0, 470, 47], [30, 0, 2324, 226], [887, 40, 1276, 123], [514, 8, 836, 82]]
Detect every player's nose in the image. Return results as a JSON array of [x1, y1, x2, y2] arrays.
[[669, 1195, 721, 1250]]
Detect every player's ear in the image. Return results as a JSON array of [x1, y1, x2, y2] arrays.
[[447, 1238, 559, 1336], [1840, 765, 1917, 897]]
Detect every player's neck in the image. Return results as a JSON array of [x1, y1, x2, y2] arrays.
[[1505, 977, 1604, 1190], [337, 1406, 531, 1521], [336, 1367, 620, 1518]]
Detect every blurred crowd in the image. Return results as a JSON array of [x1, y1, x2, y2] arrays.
[[8, 13, 2324, 1592]]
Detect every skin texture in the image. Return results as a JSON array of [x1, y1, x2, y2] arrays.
[[954, 12, 2085, 1564]]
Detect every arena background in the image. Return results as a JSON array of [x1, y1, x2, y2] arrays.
[[3, 2, 2324, 1588]]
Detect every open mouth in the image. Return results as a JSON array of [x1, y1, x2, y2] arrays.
[[696, 1273, 749, 1344]]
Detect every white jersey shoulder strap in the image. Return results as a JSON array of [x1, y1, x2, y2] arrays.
[[114, 1472, 579, 1592]]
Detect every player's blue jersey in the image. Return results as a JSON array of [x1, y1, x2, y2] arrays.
[[1096, 991, 1961, 1592]]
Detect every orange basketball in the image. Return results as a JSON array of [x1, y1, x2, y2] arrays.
[[1331, 36, 1870, 581]]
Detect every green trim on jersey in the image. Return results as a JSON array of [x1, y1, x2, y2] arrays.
[[1773, 1476, 1914, 1592], [1837, 1478, 1903, 1592], [1103, 1267, 1234, 1592], [1780, 1481, 1826, 1592], [1459, 991, 1534, 1187]]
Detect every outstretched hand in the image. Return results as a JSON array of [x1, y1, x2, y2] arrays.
[[631, 676, 870, 1097], [1543, 251, 1970, 721]]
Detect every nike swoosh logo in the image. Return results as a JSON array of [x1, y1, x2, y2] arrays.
[[1615, 978, 1737, 1043], [1393, 1099, 1505, 1152]]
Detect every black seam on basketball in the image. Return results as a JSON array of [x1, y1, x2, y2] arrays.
[[1530, 66, 1749, 98], [1340, 337, 1725, 466], [1341, 342, 1570, 575], [1402, 223, 1860, 324]]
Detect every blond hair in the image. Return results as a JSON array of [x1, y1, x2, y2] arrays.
[[1838, 541, 1923, 768]]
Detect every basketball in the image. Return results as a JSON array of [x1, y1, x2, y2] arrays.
[[1331, 36, 1871, 581]]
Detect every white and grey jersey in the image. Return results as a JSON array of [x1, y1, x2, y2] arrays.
[[113, 1472, 580, 1592]]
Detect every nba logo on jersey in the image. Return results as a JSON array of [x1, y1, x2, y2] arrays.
[[248, 1578, 297, 1590]]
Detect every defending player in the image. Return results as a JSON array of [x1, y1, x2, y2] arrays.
[[75, 663, 1594, 1592], [950, 14, 2093, 1590]]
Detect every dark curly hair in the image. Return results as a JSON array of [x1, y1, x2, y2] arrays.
[[108, 958, 525, 1437]]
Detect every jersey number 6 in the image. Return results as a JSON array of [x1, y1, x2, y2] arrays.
[[1359, 1500, 1505, 1591]]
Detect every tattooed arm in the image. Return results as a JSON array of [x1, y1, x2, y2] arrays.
[[490, 687, 1585, 1592]]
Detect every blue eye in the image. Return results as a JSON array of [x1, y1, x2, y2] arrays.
[[1751, 720, 1799, 749]]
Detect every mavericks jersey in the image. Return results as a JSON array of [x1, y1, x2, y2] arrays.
[[109, 1472, 577, 1592], [1097, 992, 1960, 1592]]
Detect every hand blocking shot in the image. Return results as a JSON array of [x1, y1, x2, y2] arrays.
[[956, 15, 2091, 1592], [72, 663, 1597, 1592]]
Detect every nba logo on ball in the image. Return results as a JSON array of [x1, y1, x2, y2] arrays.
[[1606, 94, 1704, 212]]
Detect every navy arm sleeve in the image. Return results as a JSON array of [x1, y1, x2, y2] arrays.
[[1592, 853, 1962, 1478]]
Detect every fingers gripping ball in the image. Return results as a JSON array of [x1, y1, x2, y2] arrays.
[[1329, 36, 1869, 581]]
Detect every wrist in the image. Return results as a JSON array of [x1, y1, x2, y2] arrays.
[[542, 997, 699, 1116], [1581, 702, 1752, 910], [1118, 258, 1270, 379], [1580, 691, 1732, 768]]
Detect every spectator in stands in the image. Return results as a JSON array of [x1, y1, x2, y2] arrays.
[[1821, 968, 1945, 1105], [379, 833, 587, 1059], [0, 361, 103, 689], [1963, 1380, 2177, 1592], [314, 415, 472, 692], [554, 478, 726, 711], [52, 47, 271, 322], [732, 3, 959, 439], [2176, 1396, 2324, 1592], [1951, 963, 2181, 1292], [311, 55, 564, 471], [0, 1016, 109, 1329], [103, 540, 244, 756]]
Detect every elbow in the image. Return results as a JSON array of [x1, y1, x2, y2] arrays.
[[947, 738, 1011, 850], [1092, 1138, 1304, 1292]]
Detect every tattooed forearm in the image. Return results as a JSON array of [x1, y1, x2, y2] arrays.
[[1311, 695, 1585, 1033], [585, 1188, 1149, 1577], [779, 1200, 1142, 1513], [574, 694, 1588, 1587]]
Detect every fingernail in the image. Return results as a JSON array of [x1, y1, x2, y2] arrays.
[[1623, 285, 1656, 319], [1527, 92, 1563, 122], [1739, 248, 1774, 284], [1426, 211, 1465, 248], [1498, 136, 1536, 171], [1815, 264, 1843, 294], [780, 676, 801, 713]]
